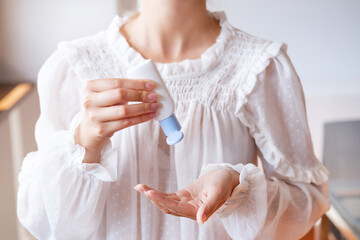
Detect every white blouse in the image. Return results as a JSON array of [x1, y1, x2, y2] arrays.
[[17, 11, 330, 240]]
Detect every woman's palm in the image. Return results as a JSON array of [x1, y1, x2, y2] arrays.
[[135, 169, 238, 224]]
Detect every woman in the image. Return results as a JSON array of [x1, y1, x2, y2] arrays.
[[17, 0, 330, 239]]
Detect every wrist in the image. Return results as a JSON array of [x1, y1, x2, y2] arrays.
[[74, 125, 105, 163], [82, 146, 103, 163], [225, 169, 240, 192]]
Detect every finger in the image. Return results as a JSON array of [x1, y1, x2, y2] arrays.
[[102, 112, 157, 133], [134, 184, 154, 194], [90, 103, 160, 122], [134, 185, 183, 217], [146, 190, 197, 219], [196, 191, 226, 224], [86, 78, 156, 92], [158, 202, 193, 218], [90, 88, 158, 107], [134, 184, 177, 197], [149, 198, 184, 218], [148, 196, 196, 220], [91, 112, 157, 138]]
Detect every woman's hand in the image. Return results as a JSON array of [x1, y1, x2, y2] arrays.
[[75, 78, 160, 163], [135, 168, 240, 224]]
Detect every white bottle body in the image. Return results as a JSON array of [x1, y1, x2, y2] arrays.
[[127, 59, 174, 121]]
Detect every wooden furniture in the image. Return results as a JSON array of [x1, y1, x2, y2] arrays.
[[0, 83, 32, 120]]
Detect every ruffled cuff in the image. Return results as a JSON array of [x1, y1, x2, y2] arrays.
[[200, 163, 267, 239], [66, 112, 118, 182]]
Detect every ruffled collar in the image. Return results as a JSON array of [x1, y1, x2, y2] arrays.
[[107, 11, 235, 76]]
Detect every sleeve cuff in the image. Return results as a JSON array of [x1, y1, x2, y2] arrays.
[[68, 112, 118, 182], [200, 163, 268, 239]]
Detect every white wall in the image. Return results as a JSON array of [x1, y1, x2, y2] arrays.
[[306, 95, 360, 159], [0, 0, 118, 83]]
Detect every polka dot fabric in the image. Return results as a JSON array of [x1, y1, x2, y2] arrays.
[[17, 11, 329, 240]]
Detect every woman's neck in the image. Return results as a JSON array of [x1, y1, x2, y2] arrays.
[[120, 0, 221, 63]]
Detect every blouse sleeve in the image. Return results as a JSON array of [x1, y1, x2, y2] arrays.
[[17, 44, 118, 239], [201, 43, 330, 240]]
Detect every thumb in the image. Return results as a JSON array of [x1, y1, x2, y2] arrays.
[[196, 191, 225, 225]]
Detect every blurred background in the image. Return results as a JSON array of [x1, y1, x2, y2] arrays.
[[0, 0, 359, 239]]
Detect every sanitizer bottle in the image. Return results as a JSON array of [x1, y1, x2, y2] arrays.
[[127, 59, 184, 145]]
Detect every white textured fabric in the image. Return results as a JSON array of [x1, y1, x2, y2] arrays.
[[17, 11, 330, 240]]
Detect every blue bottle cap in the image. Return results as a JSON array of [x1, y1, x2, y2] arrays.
[[159, 114, 184, 145]]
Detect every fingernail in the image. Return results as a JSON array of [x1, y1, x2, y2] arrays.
[[134, 185, 142, 192], [146, 82, 154, 90], [151, 103, 160, 110], [147, 93, 157, 100]]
